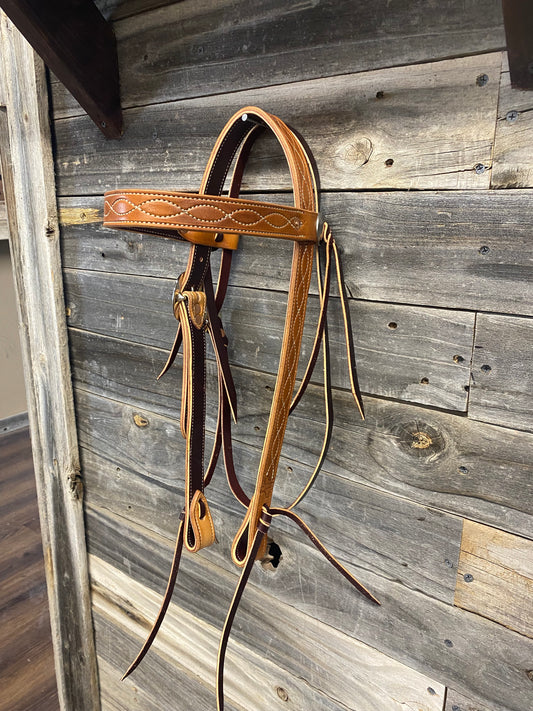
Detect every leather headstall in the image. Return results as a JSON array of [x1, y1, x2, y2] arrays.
[[103, 106, 379, 710]]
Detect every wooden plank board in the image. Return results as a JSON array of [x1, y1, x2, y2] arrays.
[[0, 427, 58, 711], [69, 329, 533, 538], [445, 688, 502, 711], [502, 1, 533, 90], [51, 0, 505, 119], [492, 55, 533, 187], [90, 555, 446, 711], [54, 53, 502, 193], [84, 507, 533, 711], [75, 387, 463, 604], [59, 188, 533, 315], [0, 16, 99, 711], [469, 314, 533, 431], [454, 520, 533, 638], [96, 654, 238, 711], [63, 268, 474, 411]]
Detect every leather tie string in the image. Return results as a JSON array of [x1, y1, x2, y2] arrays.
[[102, 106, 380, 710]]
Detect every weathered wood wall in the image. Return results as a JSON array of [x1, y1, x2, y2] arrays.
[[52, 1, 533, 710]]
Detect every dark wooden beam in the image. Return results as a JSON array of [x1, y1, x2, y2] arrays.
[[502, 0, 533, 90], [0, 0, 122, 137]]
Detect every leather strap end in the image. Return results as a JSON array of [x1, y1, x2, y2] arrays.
[[185, 490, 216, 553]]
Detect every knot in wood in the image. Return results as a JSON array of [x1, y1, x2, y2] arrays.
[[392, 421, 446, 461], [341, 136, 373, 168], [411, 431, 432, 449], [133, 413, 149, 428]]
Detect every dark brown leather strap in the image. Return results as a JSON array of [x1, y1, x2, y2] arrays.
[[103, 106, 378, 711]]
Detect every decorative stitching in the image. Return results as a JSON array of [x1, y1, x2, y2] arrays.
[[104, 196, 306, 231]]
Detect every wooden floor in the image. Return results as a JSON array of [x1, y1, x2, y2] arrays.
[[0, 426, 59, 711]]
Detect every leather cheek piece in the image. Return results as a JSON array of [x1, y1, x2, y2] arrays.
[[185, 490, 216, 553]]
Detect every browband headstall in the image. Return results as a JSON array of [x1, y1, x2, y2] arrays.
[[102, 106, 379, 710]]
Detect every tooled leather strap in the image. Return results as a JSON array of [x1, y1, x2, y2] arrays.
[[103, 190, 318, 248], [104, 107, 379, 709]]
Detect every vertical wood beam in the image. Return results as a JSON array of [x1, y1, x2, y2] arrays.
[[0, 0, 122, 137], [502, 0, 533, 89], [0, 13, 100, 710]]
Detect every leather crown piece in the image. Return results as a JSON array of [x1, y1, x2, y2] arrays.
[[103, 106, 379, 710]]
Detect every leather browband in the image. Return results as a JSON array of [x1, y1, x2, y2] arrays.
[[103, 189, 319, 249], [102, 106, 378, 711]]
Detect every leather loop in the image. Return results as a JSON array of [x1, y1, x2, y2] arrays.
[[102, 107, 376, 710], [185, 490, 216, 553]]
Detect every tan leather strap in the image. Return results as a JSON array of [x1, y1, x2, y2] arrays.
[[102, 107, 379, 711], [103, 189, 319, 248]]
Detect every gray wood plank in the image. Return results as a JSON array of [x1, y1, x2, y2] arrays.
[[75, 387, 463, 604], [469, 314, 533, 432], [52, 0, 505, 119], [91, 555, 446, 711], [94, 619, 239, 711], [84, 505, 533, 711], [63, 268, 474, 411], [492, 55, 533, 188], [59, 189, 533, 316], [69, 329, 533, 539], [0, 17, 99, 711], [54, 53, 502, 193], [445, 688, 506, 711]]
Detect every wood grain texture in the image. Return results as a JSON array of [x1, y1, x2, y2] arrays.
[[63, 268, 474, 411], [84, 507, 533, 711], [492, 55, 533, 188], [54, 53, 502, 194], [90, 555, 446, 711], [75, 386, 463, 604], [51, 0, 505, 119], [96, 653, 238, 711], [445, 688, 505, 711], [469, 314, 533, 432], [0, 427, 59, 711], [0, 15, 99, 710], [69, 328, 533, 539], [454, 520, 533, 638], [59, 188, 533, 316]]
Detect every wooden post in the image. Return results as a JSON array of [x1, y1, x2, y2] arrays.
[[0, 13, 100, 710], [0, 0, 122, 138], [502, 0, 533, 90]]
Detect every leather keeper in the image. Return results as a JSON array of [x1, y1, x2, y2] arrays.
[[180, 230, 240, 250]]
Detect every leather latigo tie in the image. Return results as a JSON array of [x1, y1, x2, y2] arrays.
[[103, 106, 380, 709]]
